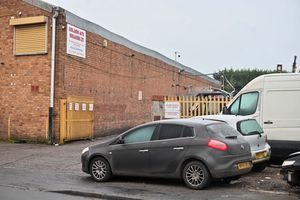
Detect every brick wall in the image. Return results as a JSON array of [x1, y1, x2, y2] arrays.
[[54, 17, 219, 138], [0, 0, 219, 142], [0, 0, 52, 141]]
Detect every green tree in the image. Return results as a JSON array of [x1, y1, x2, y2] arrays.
[[213, 68, 279, 93]]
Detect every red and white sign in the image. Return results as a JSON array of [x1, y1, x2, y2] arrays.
[[74, 103, 79, 111], [82, 103, 87, 111], [67, 24, 86, 58]]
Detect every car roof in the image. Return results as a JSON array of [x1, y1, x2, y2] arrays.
[[138, 118, 224, 128], [192, 115, 254, 126]]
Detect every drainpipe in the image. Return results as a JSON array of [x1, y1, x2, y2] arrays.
[[48, 7, 59, 144]]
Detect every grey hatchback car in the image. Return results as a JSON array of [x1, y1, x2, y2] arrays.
[[81, 119, 252, 189]]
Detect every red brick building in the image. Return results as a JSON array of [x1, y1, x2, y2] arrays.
[[0, 0, 219, 143]]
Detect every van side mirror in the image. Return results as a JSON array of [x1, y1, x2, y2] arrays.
[[222, 106, 228, 114]]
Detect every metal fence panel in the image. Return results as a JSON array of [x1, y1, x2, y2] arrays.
[[164, 96, 232, 118]]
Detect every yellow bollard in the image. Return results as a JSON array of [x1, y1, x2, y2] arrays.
[[45, 117, 48, 141]]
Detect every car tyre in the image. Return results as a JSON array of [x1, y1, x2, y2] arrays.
[[182, 161, 211, 189], [288, 181, 298, 187], [89, 157, 112, 182], [252, 162, 267, 172]]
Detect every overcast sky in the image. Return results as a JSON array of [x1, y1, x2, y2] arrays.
[[43, 0, 300, 74]]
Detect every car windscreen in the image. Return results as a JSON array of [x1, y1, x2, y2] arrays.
[[206, 123, 240, 138], [237, 119, 264, 136]]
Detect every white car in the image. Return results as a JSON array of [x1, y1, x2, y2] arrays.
[[193, 115, 271, 172]]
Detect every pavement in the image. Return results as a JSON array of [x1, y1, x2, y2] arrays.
[[0, 137, 299, 200]]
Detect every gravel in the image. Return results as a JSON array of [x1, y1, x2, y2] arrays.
[[236, 166, 300, 196]]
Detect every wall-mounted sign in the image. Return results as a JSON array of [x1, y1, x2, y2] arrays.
[[165, 102, 181, 119], [89, 104, 94, 111], [69, 102, 73, 111], [82, 103, 87, 111], [138, 91, 143, 101], [74, 103, 79, 111], [67, 24, 86, 58]]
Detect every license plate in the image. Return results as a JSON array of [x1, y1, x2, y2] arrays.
[[255, 151, 267, 159], [238, 162, 252, 170]]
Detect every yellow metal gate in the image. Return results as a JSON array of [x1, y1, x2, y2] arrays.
[[60, 96, 94, 144]]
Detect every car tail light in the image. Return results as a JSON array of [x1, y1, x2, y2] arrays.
[[208, 139, 228, 151]]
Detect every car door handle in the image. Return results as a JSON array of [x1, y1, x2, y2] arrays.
[[138, 149, 149, 153], [264, 121, 273, 124], [173, 147, 184, 150]]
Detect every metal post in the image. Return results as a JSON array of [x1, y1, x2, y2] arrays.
[[49, 7, 59, 144], [174, 51, 180, 94], [292, 56, 297, 73], [175, 51, 179, 62]]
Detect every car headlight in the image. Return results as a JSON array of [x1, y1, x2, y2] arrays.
[[282, 160, 295, 167], [81, 147, 89, 155]]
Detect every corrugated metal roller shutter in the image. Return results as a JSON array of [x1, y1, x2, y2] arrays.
[[15, 23, 47, 55]]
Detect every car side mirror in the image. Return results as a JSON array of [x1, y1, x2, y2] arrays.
[[118, 138, 125, 144]]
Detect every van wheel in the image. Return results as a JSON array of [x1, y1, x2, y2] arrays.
[[252, 162, 267, 172], [182, 161, 211, 189], [89, 157, 112, 182]]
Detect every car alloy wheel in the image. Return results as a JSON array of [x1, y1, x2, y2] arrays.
[[183, 161, 211, 189], [90, 157, 111, 182]]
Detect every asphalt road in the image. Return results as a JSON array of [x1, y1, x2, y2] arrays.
[[0, 138, 299, 200], [0, 186, 99, 200]]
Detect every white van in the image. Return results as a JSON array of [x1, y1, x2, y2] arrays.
[[223, 73, 300, 160]]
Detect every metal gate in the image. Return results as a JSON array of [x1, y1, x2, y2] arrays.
[[60, 96, 94, 144], [164, 96, 232, 118]]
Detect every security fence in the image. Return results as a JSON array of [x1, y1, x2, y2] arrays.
[[164, 96, 232, 118]]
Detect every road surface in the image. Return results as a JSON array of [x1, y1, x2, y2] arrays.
[[0, 138, 298, 200]]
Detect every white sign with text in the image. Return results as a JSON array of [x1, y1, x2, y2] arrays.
[[165, 102, 181, 119], [67, 24, 86, 58]]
